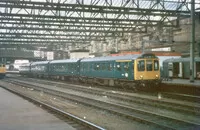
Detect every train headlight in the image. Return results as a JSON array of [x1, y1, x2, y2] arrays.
[[125, 73, 128, 77], [155, 75, 158, 79], [140, 75, 143, 79]]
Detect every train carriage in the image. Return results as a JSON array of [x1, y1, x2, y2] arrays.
[[48, 59, 80, 80], [163, 57, 200, 79], [0, 63, 6, 79], [30, 61, 49, 78], [80, 53, 161, 88], [18, 53, 161, 89], [19, 63, 31, 76]]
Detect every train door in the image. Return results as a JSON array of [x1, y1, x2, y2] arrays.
[[134, 59, 145, 80], [168, 62, 173, 78], [196, 62, 200, 79], [178, 62, 183, 78], [183, 62, 190, 79], [173, 62, 179, 78]]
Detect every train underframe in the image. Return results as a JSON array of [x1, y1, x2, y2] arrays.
[[79, 76, 161, 90], [0, 73, 5, 79], [22, 73, 161, 90]]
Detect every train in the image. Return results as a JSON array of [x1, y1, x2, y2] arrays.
[[0, 63, 6, 79], [162, 57, 200, 79], [19, 53, 161, 88]]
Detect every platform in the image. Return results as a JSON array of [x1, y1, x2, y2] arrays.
[[0, 87, 75, 130], [162, 79, 200, 87], [6, 71, 19, 74]]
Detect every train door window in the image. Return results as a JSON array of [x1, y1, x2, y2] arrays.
[[99, 63, 101, 70], [124, 62, 129, 71], [154, 60, 159, 71], [146, 60, 153, 71], [109, 63, 113, 71], [80, 64, 83, 71], [102, 63, 105, 70], [96, 64, 100, 71], [196, 62, 200, 79], [88, 63, 90, 71], [116, 62, 121, 71], [94, 63, 96, 71], [66, 64, 68, 71], [137, 60, 145, 71]]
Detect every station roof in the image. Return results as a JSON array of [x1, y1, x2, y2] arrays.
[[0, 0, 199, 50]]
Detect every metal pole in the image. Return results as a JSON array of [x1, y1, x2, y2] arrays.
[[199, 41, 200, 57], [190, 0, 195, 82], [142, 40, 144, 53]]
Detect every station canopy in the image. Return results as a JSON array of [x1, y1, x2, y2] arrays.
[[0, 0, 199, 50]]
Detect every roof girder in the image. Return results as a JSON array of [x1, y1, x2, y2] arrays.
[[0, 0, 192, 48]]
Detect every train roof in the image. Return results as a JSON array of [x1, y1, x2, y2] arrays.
[[19, 63, 31, 67], [31, 61, 49, 65], [80, 55, 139, 62], [163, 57, 200, 63], [49, 59, 80, 64], [81, 53, 158, 62]]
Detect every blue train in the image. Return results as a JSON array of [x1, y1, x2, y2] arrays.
[[19, 53, 161, 88]]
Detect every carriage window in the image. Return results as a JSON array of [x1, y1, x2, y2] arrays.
[[154, 60, 159, 71], [146, 60, 153, 71], [137, 60, 145, 71]]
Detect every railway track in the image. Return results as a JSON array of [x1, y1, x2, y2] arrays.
[[3, 77, 200, 130], [0, 80, 105, 130], [160, 92, 200, 103], [16, 77, 200, 116]]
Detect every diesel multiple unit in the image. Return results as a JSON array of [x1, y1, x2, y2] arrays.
[[19, 53, 161, 88]]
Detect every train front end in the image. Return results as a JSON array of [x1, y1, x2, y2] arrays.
[[0, 63, 6, 79], [134, 53, 161, 87]]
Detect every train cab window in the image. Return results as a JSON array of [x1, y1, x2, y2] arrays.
[[146, 60, 153, 71], [137, 60, 145, 71], [154, 60, 159, 71]]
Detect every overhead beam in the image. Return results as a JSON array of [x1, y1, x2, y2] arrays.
[[0, 40, 91, 44], [0, 26, 147, 33], [0, 0, 190, 17], [0, 32, 121, 38], [0, 13, 162, 23]]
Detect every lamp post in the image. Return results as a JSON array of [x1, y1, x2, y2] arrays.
[[190, 0, 195, 82]]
